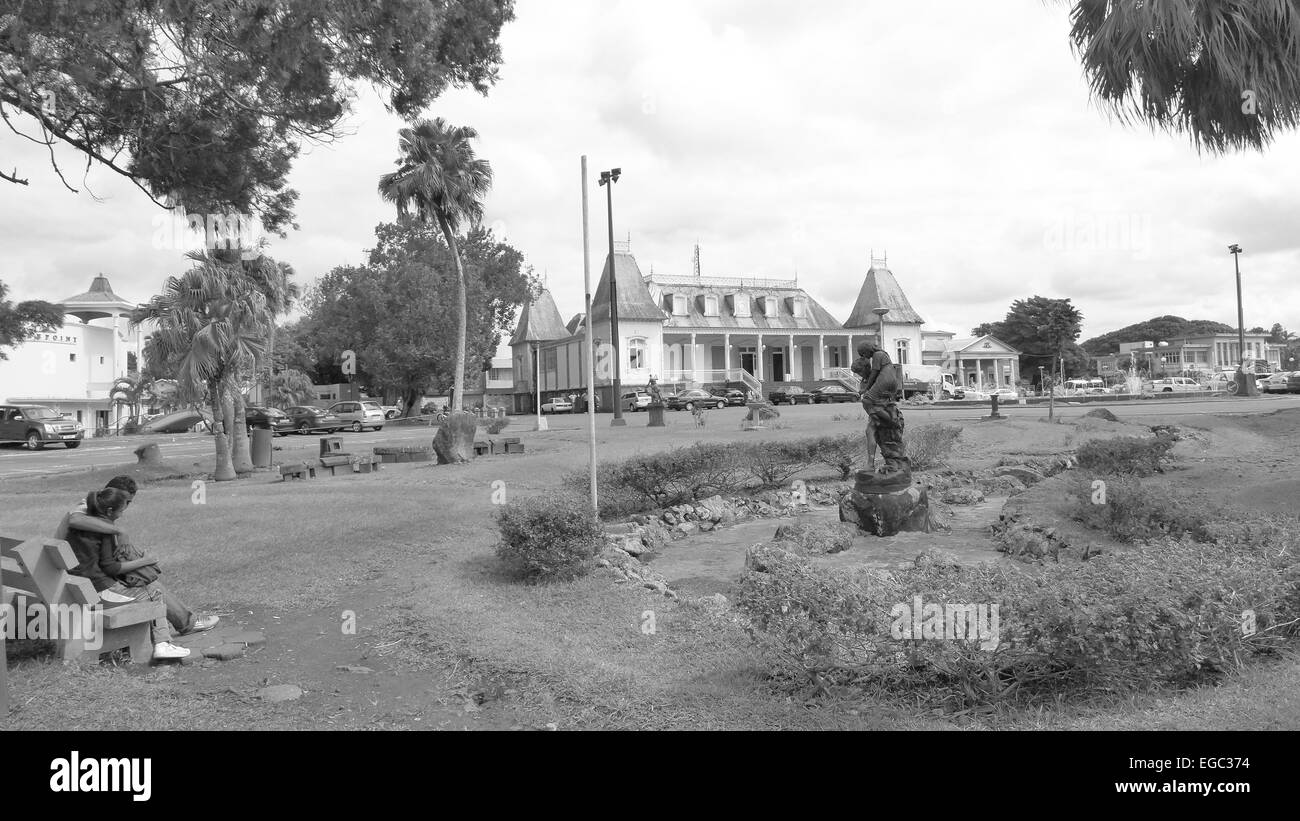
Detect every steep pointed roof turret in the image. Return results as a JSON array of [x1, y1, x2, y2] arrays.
[[590, 251, 666, 324], [845, 255, 924, 328], [510, 287, 569, 345]]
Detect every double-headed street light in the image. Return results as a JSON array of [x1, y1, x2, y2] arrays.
[[599, 168, 625, 427]]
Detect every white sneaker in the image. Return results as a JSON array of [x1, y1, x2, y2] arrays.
[[101, 590, 135, 604], [186, 615, 219, 634], [153, 642, 191, 660]]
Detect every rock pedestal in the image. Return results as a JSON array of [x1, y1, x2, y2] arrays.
[[647, 402, 666, 427], [840, 471, 932, 537], [433, 412, 478, 464], [133, 443, 162, 464]]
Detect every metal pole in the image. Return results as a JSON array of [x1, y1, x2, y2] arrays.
[[581, 156, 598, 514], [534, 342, 546, 431], [607, 176, 625, 426], [1230, 244, 1253, 396]]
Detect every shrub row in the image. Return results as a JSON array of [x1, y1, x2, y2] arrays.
[[1065, 475, 1216, 543], [566, 424, 963, 519], [735, 533, 1300, 707], [1074, 434, 1174, 476], [495, 490, 604, 584]]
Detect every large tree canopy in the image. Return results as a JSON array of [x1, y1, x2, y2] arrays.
[[0, 0, 515, 229], [1064, 0, 1300, 153], [0, 278, 63, 359], [298, 220, 532, 411], [973, 295, 1086, 380]]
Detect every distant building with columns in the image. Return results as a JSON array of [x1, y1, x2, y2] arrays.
[[0, 275, 145, 434], [503, 246, 1020, 412]]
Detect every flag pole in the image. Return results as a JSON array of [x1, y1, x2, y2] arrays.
[[582, 155, 598, 515]]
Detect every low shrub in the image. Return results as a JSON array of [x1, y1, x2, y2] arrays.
[[812, 434, 863, 480], [739, 440, 817, 487], [495, 491, 604, 583], [735, 537, 1300, 708], [1074, 434, 1174, 476], [482, 416, 510, 435], [1065, 475, 1215, 543], [904, 423, 962, 471]]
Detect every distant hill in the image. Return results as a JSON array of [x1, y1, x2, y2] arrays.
[[1081, 316, 1237, 355]]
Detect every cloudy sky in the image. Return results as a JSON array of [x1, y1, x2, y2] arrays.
[[3, 0, 1298, 344]]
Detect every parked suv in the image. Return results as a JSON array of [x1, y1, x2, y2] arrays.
[[0, 404, 84, 449], [327, 400, 386, 432], [621, 391, 652, 412], [1151, 377, 1201, 393], [284, 406, 345, 434]]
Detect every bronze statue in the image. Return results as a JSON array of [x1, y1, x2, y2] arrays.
[[851, 340, 909, 486]]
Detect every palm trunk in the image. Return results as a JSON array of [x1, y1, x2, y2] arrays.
[[438, 214, 468, 413], [230, 385, 254, 473], [210, 379, 236, 481]]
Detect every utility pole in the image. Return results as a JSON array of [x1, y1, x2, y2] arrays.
[[581, 156, 597, 513], [600, 168, 625, 426], [1229, 244, 1256, 396]]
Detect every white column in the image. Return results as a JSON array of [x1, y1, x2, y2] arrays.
[[818, 334, 825, 378], [995, 358, 1003, 387], [757, 334, 764, 381], [690, 332, 697, 383], [788, 334, 795, 381], [724, 332, 731, 375]]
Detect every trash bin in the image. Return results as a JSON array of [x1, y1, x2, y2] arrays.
[[250, 427, 273, 467]]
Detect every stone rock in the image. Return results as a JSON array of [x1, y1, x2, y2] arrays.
[[977, 475, 1027, 496], [698, 495, 728, 520], [839, 485, 933, 537], [611, 534, 646, 556], [201, 644, 246, 661], [433, 413, 477, 464], [698, 521, 715, 532], [336, 665, 375, 674], [257, 684, 304, 703], [744, 543, 796, 573], [940, 487, 985, 505], [1083, 407, 1120, 422], [772, 521, 856, 554], [673, 522, 699, 538], [913, 548, 964, 570], [604, 522, 637, 535], [663, 511, 678, 526], [992, 465, 1045, 485], [641, 520, 670, 550]]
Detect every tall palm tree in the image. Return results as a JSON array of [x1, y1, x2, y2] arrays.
[[109, 375, 149, 421], [1063, 0, 1300, 153], [132, 253, 270, 481], [377, 118, 493, 411]]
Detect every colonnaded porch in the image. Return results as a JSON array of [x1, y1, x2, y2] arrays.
[[658, 331, 885, 389]]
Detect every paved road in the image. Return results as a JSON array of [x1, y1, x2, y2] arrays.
[[1, 394, 1296, 480]]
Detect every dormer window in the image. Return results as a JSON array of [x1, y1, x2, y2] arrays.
[[790, 298, 806, 318], [704, 295, 719, 317], [733, 295, 751, 318], [672, 294, 688, 316], [763, 297, 778, 316]]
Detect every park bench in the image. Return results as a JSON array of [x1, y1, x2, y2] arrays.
[[280, 462, 316, 480], [495, 437, 525, 455], [473, 440, 492, 456], [1, 536, 163, 664], [319, 454, 382, 475], [372, 446, 432, 463]]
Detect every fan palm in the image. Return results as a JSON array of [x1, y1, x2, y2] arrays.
[[109, 375, 150, 420], [377, 118, 493, 412], [132, 253, 270, 481], [1063, 0, 1300, 153]]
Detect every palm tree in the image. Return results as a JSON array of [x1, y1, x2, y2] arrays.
[[1063, 0, 1300, 153], [132, 254, 270, 481], [377, 118, 493, 412], [109, 375, 149, 422]]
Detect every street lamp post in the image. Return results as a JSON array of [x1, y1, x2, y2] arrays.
[[1229, 244, 1257, 396], [600, 168, 625, 426]]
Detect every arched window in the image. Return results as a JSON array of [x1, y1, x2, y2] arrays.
[[896, 339, 909, 365], [628, 337, 647, 371]]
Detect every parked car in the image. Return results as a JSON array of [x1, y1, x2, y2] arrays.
[[284, 406, 345, 434], [327, 400, 386, 432], [810, 385, 857, 403], [1288, 373, 1300, 394], [572, 393, 601, 413], [541, 396, 573, 414], [988, 387, 1019, 401], [381, 405, 402, 420], [1151, 377, 1201, 393], [955, 387, 989, 401], [666, 389, 727, 411], [244, 406, 295, 435], [722, 389, 747, 406], [768, 386, 813, 405], [0, 404, 85, 449], [622, 391, 652, 412], [1261, 372, 1295, 393], [140, 408, 211, 434]]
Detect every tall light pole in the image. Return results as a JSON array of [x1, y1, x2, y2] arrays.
[[1229, 244, 1255, 396], [600, 167, 625, 426]]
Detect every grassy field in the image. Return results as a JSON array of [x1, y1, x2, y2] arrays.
[[3, 405, 1298, 730]]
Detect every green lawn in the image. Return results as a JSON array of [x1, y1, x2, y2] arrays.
[[3, 408, 1298, 730]]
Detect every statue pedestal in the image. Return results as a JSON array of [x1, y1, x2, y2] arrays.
[[839, 470, 931, 537], [647, 402, 666, 427]]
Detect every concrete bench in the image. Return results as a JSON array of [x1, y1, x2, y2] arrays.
[[1, 536, 164, 664], [280, 462, 316, 480], [473, 441, 491, 456], [319, 454, 382, 475]]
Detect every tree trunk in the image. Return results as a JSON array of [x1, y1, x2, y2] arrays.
[[210, 381, 236, 481], [438, 214, 468, 412], [230, 386, 254, 473], [403, 387, 421, 418]]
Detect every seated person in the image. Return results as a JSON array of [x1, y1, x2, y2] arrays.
[[55, 476, 139, 603], [65, 487, 219, 661]]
